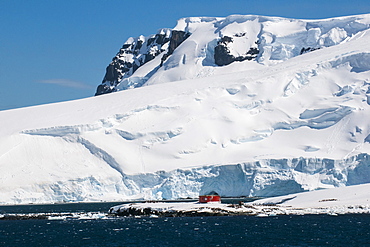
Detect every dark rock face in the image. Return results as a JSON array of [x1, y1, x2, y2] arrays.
[[214, 36, 235, 66], [95, 32, 171, 96], [214, 36, 260, 66], [300, 47, 320, 55], [160, 30, 191, 66], [95, 30, 191, 96]]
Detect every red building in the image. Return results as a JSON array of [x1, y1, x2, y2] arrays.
[[199, 191, 221, 203]]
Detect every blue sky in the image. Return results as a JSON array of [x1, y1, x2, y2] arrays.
[[1, 0, 370, 111]]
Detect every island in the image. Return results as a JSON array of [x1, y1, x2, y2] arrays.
[[109, 183, 370, 217]]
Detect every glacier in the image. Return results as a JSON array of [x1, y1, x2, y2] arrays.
[[1, 14, 370, 204]]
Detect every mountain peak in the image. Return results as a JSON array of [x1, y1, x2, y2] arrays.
[[95, 14, 370, 96]]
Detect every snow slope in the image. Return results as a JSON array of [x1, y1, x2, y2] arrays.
[[1, 14, 370, 204], [253, 183, 370, 208]]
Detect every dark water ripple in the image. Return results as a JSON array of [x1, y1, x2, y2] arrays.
[[1, 214, 370, 246]]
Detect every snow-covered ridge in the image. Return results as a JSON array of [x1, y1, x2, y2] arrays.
[[1, 14, 370, 204], [96, 14, 370, 95]]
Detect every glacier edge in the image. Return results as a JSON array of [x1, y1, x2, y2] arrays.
[[2, 153, 369, 205]]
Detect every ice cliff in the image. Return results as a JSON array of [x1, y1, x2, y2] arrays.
[[1, 14, 370, 204]]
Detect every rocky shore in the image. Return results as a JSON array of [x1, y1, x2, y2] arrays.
[[109, 201, 370, 218]]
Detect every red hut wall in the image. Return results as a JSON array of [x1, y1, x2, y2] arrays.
[[199, 195, 221, 203]]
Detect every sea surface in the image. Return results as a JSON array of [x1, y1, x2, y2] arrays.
[[1, 202, 370, 246]]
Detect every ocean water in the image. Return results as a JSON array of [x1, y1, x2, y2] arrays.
[[1, 204, 370, 246]]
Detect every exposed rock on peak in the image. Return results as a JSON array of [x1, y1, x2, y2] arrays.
[[95, 29, 191, 96], [160, 30, 191, 66], [214, 36, 259, 66], [300, 47, 320, 55], [95, 30, 172, 96]]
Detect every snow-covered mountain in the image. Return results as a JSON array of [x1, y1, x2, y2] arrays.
[[96, 14, 370, 95], [1, 14, 370, 204]]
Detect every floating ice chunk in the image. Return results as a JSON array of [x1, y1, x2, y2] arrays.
[[48, 216, 67, 221]]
